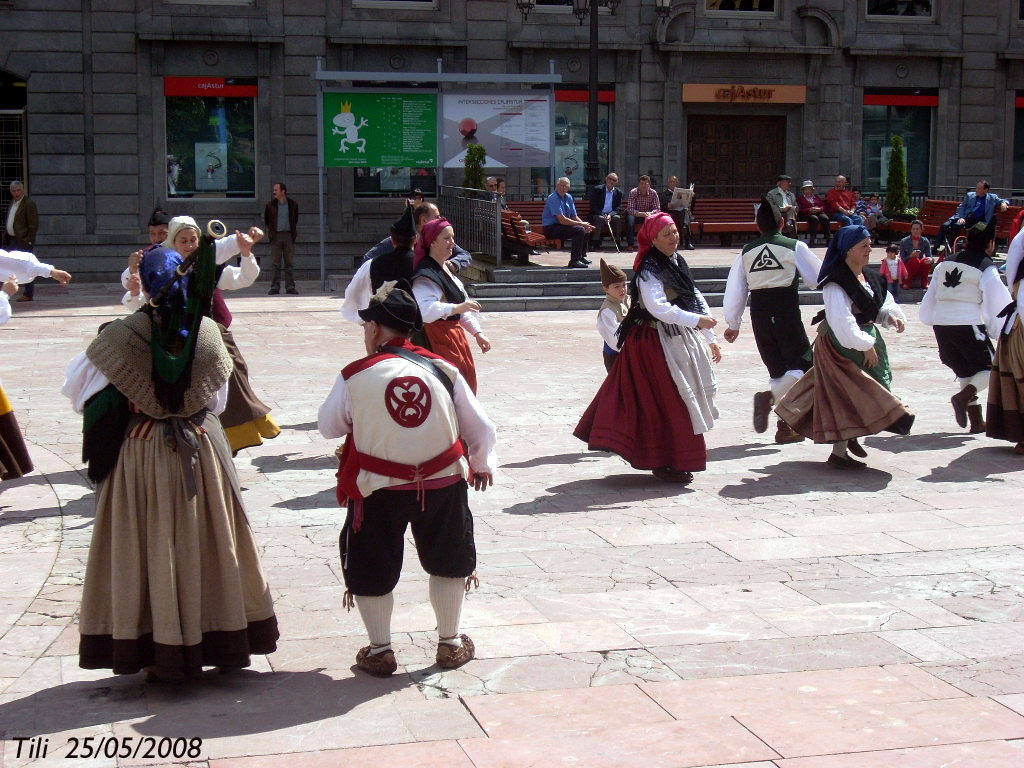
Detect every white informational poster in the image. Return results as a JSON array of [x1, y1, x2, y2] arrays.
[[195, 142, 228, 192], [441, 93, 552, 169]]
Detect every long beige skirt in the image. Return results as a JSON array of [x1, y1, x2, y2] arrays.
[[987, 314, 1024, 445], [79, 411, 278, 675]]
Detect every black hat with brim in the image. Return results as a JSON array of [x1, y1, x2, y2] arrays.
[[358, 280, 423, 332]]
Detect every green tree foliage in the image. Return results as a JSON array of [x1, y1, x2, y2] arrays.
[[884, 134, 910, 217], [463, 144, 487, 190]]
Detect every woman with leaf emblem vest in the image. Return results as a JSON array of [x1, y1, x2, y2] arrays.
[[61, 247, 277, 681], [776, 225, 914, 469], [411, 218, 491, 393], [920, 219, 1011, 434], [574, 212, 721, 484]]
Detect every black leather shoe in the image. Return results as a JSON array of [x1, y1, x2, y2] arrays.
[[827, 454, 866, 470], [652, 467, 694, 484], [847, 438, 867, 458], [567, 261, 588, 269], [268, 287, 280, 295]]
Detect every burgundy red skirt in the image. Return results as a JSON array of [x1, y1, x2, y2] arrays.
[[574, 325, 706, 472]]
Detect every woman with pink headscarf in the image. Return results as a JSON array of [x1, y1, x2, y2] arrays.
[[575, 213, 721, 484], [411, 217, 491, 393]]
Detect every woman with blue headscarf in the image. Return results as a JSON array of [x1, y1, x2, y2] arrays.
[[61, 247, 278, 682], [776, 225, 914, 469]]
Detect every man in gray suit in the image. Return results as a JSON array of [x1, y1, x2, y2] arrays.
[[5, 181, 40, 301]]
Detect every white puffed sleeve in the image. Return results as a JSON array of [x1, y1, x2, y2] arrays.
[[61, 353, 112, 414], [0, 291, 10, 325], [217, 254, 260, 291]]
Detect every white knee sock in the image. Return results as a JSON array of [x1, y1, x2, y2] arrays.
[[966, 371, 989, 395], [355, 592, 394, 654], [429, 575, 466, 647], [770, 371, 803, 400]]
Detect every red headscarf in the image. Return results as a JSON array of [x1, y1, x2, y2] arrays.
[[414, 217, 453, 269], [634, 212, 677, 270]]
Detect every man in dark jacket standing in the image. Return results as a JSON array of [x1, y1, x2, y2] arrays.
[[6, 181, 40, 301], [263, 181, 299, 295]]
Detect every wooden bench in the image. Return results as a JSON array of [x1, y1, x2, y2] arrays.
[[507, 199, 593, 248], [500, 209, 547, 265], [887, 199, 958, 238]]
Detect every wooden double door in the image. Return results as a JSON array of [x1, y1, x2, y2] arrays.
[[686, 115, 786, 197]]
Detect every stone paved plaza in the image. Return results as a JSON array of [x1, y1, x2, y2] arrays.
[[1, 274, 1023, 767]]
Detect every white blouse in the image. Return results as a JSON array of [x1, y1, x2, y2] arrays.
[[412, 272, 483, 336], [0, 291, 10, 325], [822, 280, 906, 352], [637, 272, 716, 344], [0, 249, 54, 284], [120, 250, 260, 311]]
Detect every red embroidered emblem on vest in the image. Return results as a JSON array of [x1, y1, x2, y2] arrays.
[[385, 376, 432, 428]]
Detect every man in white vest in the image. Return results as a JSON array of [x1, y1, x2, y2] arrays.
[[920, 218, 1012, 433], [723, 198, 822, 443], [318, 281, 497, 677]]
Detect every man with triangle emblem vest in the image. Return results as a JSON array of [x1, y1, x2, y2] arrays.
[[723, 197, 823, 443], [920, 218, 1012, 433]]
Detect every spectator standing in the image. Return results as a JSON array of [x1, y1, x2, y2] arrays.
[[263, 181, 299, 295], [660, 175, 695, 250], [588, 173, 623, 249], [879, 243, 907, 299], [542, 177, 595, 268], [625, 175, 661, 249], [6, 181, 40, 302], [825, 175, 863, 227], [765, 175, 798, 236], [796, 181, 831, 246], [936, 180, 1009, 254]]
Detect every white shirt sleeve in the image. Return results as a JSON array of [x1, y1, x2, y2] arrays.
[[341, 260, 374, 325], [454, 373, 498, 475], [637, 272, 705, 330], [0, 250, 54, 283], [1006, 228, 1024, 289], [918, 278, 937, 326], [876, 287, 906, 330], [122, 291, 146, 311], [981, 265, 1014, 337], [318, 373, 353, 440], [413, 276, 460, 324], [597, 306, 620, 350], [458, 311, 482, 336], [722, 253, 748, 331], [208, 382, 229, 415], [120, 266, 132, 290], [215, 234, 242, 265], [795, 241, 822, 289], [695, 287, 716, 344], [822, 282, 877, 351], [0, 291, 10, 325], [62, 352, 112, 413], [217, 254, 260, 291]]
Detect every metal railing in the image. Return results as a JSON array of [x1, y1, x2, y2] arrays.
[[438, 185, 503, 266]]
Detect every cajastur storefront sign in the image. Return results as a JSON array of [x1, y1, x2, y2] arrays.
[[682, 84, 807, 104]]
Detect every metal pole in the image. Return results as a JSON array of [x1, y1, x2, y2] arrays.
[[316, 57, 326, 290], [585, 5, 600, 191]]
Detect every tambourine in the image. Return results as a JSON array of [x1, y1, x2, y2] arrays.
[[207, 219, 227, 239]]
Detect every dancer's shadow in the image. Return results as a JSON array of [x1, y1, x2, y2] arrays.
[[863, 432, 974, 453], [501, 451, 607, 469], [276, 421, 319, 432], [706, 442, 782, 462], [919, 445, 1022, 484], [252, 452, 337, 474], [272, 487, 337, 510], [0, 668, 413, 741], [502, 473, 694, 516], [719, 460, 893, 499]]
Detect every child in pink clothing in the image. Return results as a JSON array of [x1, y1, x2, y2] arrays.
[[879, 243, 908, 299]]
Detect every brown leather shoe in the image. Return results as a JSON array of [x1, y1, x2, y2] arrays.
[[753, 391, 773, 433], [826, 454, 866, 470], [774, 419, 804, 444], [652, 467, 694, 484], [951, 385, 976, 429], [356, 645, 397, 677], [847, 437, 867, 458], [436, 635, 475, 669], [15, 294, 32, 302], [967, 403, 986, 434]]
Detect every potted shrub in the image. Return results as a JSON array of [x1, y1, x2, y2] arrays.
[[884, 135, 913, 221]]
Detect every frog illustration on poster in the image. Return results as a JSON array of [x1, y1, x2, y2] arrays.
[[332, 102, 368, 154]]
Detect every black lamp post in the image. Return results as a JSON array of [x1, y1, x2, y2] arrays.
[[519, 0, 618, 192]]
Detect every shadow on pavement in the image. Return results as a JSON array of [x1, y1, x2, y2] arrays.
[[275, 421, 320, 432], [706, 442, 782, 462], [501, 451, 607, 469], [502, 473, 693, 516], [918, 445, 1022, 484], [718, 460, 893, 499], [272, 487, 337, 510], [0, 668, 413, 739], [252, 452, 337, 474], [863, 432, 974, 453]]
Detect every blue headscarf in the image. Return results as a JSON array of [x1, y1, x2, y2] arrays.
[[817, 225, 871, 285], [140, 246, 190, 338]]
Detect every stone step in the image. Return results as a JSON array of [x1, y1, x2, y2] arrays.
[[479, 290, 829, 313]]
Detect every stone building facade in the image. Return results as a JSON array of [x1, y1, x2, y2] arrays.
[[1, 0, 1022, 278]]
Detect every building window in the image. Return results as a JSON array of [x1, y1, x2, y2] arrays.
[[867, 1, 932, 17], [1020, 0, 1024, 21], [535, 90, 614, 196], [164, 0, 255, 5], [354, 168, 437, 198], [352, 0, 437, 8], [862, 90, 935, 194], [164, 77, 256, 199], [706, 1, 776, 11]]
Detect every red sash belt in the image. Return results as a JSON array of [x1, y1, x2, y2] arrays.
[[336, 437, 466, 531]]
